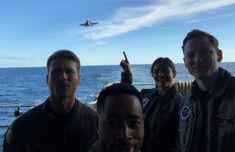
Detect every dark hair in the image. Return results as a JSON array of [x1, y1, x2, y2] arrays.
[[151, 57, 176, 77], [97, 83, 142, 113], [182, 29, 219, 51], [47, 50, 80, 72]]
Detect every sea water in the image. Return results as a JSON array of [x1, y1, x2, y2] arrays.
[[0, 63, 234, 151]]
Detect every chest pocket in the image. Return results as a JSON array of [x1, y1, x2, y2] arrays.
[[217, 115, 235, 151], [216, 115, 235, 127]]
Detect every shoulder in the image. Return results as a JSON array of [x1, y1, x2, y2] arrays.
[[181, 91, 192, 104], [220, 68, 235, 85], [88, 141, 105, 152], [172, 85, 183, 101], [11, 104, 43, 130], [171, 91, 182, 107], [4, 103, 44, 145], [140, 88, 156, 97], [75, 100, 97, 126], [77, 100, 97, 116], [229, 75, 235, 84]]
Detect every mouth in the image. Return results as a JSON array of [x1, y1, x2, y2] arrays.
[[116, 144, 134, 152], [58, 84, 70, 89], [192, 66, 206, 72], [118, 147, 133, 152], [193, 64, 207, 69], [156, 78, 168, 83], [158, 78, 167, 82]]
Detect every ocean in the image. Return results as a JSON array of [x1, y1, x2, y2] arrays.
[[0, 63, 235, 151]]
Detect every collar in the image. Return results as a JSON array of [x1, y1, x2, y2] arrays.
[[191, 68, 232, 98], [41, 97, 79, 118], [158, 85, 177, 104]]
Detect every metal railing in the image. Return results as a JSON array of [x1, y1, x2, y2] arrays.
[[0, 81, 192, 128]]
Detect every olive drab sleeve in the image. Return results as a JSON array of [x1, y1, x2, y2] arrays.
[[121, 72, 133, 84], [3, 127, 15, 152]]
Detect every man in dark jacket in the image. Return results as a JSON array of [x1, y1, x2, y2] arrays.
[[3, 50, 98, 152], [179, 29, 235, 152], [89, 83, 144, 152]]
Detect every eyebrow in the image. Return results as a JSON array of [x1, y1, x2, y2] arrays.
[[106, 114, 142, 119], [188, 47, 213, 52]]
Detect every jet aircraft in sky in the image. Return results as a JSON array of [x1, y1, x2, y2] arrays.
[[80, 20, 98, 27]]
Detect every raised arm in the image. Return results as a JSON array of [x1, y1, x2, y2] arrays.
[[120, 51, 133, 84]]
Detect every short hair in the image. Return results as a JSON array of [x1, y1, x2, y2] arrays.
[[47, 50, 80, 72], [182, 29, 219, 51], [97, 83, 142, 113], [151, 57, 176, 77]]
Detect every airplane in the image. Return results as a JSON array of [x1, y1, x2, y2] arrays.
[[80, 20, 98, 27]]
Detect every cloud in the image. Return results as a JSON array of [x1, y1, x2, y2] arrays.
[[0, 55, 44, 60], [88, 41, 107, 46], [78, 0, 235, 40], [0, 56, 45, 67], [0, 56, 30, 60], [186, 12, 235, 23]]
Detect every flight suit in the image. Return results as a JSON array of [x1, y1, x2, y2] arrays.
[[3, 98, 98, 152], [179, 68, 235, 152]]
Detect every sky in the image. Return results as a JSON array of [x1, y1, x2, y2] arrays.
[[0, 0, 235, 67]]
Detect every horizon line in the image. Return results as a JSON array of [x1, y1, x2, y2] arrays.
[[0, 61, 234, 69]]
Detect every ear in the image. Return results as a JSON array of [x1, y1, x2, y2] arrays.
[[76, 74, 80, 86], [46, 75, 49, 85], [183, 57, 188, 68], [173, 71, 176, 78], [217, 49, 223, 62]]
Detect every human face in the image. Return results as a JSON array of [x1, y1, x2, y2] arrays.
[[98, 94, 144, 152], [47, 59, 80, 98], [183, 37, 222, 80], [152, 64, 174, 90]]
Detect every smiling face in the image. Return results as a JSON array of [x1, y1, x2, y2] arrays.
[[97, 94, 144, 152], [47, 58, 80, 98], [183, 37, 222, 80], [152, 64, 175, 90]]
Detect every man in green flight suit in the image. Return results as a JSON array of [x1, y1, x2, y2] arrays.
[[3, 50, 97, 152], [179, 29, 235, 152]]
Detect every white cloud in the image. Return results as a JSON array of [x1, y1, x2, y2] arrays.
[[186, 12, 235, 23], [0, 56, 31, 60], [88, 41, 107, 46], [76, 0, 235, 40], [0, 56, 45, 67]]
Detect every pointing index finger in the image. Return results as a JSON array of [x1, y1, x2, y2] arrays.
[[123, 51, 129, 63]]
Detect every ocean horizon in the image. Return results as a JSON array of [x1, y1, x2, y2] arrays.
[[0, 62, 235, 150]]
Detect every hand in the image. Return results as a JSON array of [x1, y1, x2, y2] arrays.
[[120, 51, 131, 73]]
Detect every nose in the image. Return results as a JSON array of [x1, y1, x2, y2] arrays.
[[195, 53, 203, 62], [59, 70, 68, 80], [157, 71, 164, 78], [119, 122, 132, 140]]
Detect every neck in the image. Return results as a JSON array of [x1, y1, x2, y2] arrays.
[[49, 96, 76, 114], [195, 69, 220, 91], [158, 84, 172, 96]]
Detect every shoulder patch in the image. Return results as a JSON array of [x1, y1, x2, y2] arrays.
[[180, 105, 191, 121]]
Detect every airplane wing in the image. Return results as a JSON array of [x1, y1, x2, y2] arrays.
[[80, 23, 87, 26], [91, 22, 98, 25], [80, 21, 98, 27]]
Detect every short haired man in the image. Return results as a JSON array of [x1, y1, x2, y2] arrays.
[[179, 29, 235, 152], [89, 83, 144, 152], [3, 50, 97, 152]]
